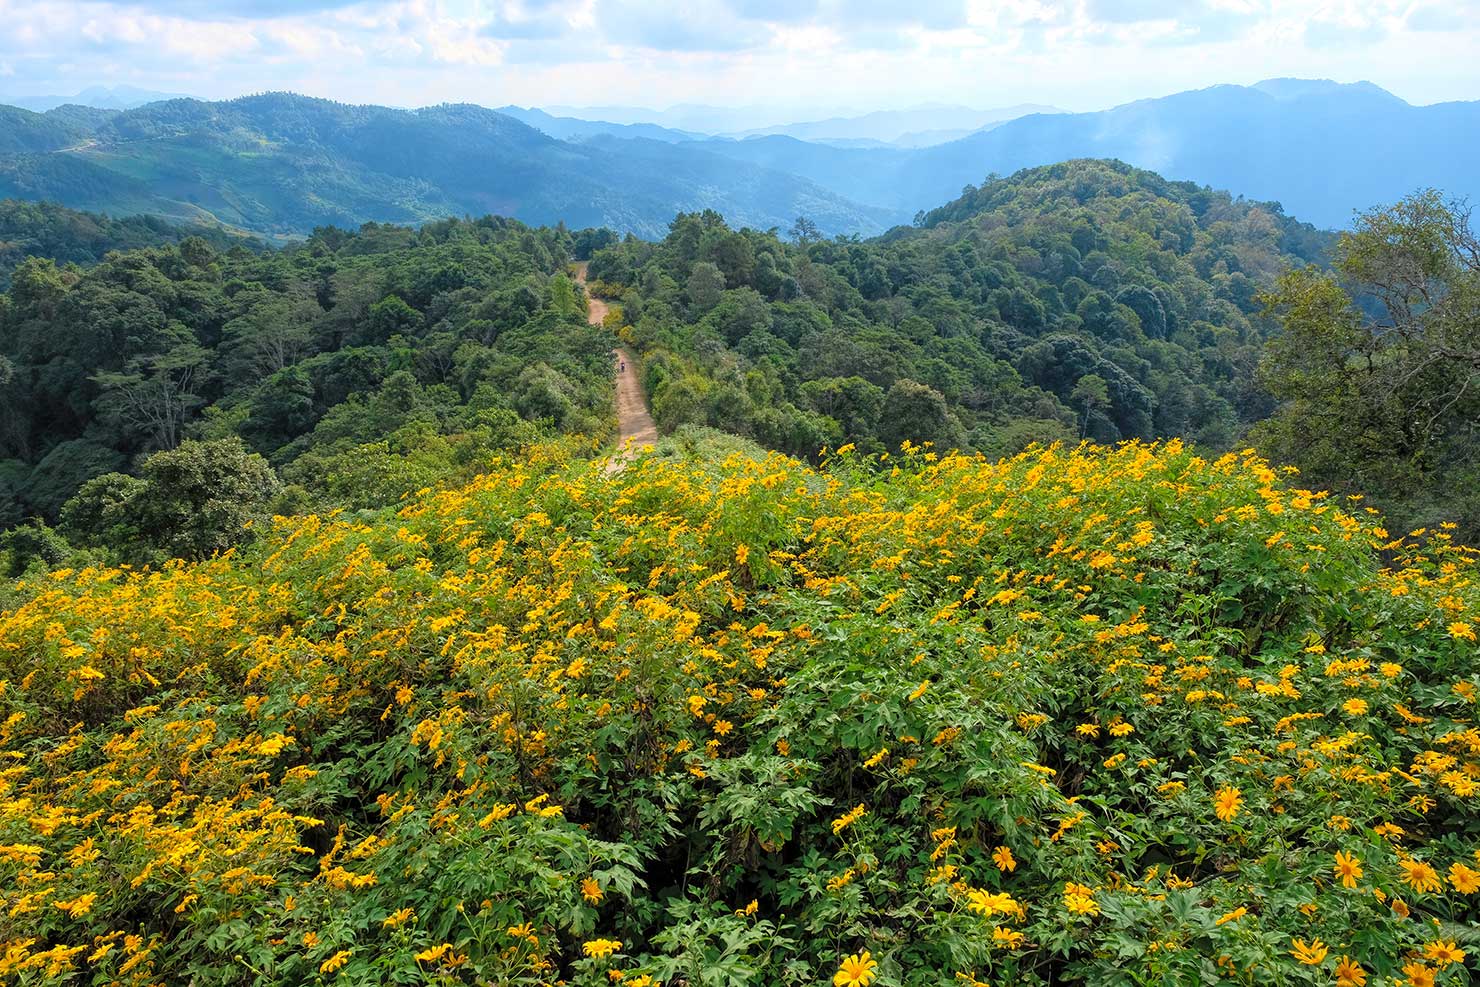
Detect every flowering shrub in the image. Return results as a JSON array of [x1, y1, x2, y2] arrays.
[[0, 438, 1476, 985]]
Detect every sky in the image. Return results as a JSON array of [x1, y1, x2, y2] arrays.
[[0, 0, 1477, 117]]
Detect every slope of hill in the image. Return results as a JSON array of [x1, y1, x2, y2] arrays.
[[1, 433, 1475, 985], [0, 105, 92, 154], [0, 214, 608, 527], [0, 198, 258, 287], [0, 94, 890, 238]]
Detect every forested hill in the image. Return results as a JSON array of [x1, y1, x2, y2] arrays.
[[590, 159, 1331, 459], [0, 93, 890, 238]]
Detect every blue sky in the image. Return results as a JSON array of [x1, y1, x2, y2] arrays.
[[1, 0, 1476, 113]]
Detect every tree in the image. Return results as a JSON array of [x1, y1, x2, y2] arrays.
[[59, 472, 149, 551], [686, 263, 725, 314], [0, 521, 71, 578], [511, 364, 574, 427], [130, 438, 281, 559], [220, 293, 318, 380], [798, 376, 885, 446], [878, 379, 963, 452], [1070, 373, 1111, 439], [92, 343, 210, 451], [1255, 191, 1480, 538], [789, 217, 821, 244], [24, 439, 126, 520], [547, 273, 580, 318]]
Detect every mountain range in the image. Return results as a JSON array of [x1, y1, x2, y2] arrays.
[[0, 94, 892, 238], [0, 79, 1474, 237], [6, 85, 192, 113]]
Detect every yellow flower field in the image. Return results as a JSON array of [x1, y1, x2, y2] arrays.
[[0, 438, 1476, 985]]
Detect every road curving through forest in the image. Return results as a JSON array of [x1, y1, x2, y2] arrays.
[[573, 262, 657, 469]]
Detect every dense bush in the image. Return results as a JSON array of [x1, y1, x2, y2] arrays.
[[0, 438, 1474, 985]]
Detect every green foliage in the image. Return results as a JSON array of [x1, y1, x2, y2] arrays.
[[1255, 191, 1480, 540], [1, 214, 614, 536], [1, 442, 1476, 985], [0, 519, 71, 577], [0, 198, 257, 288]]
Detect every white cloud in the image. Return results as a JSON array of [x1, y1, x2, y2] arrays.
[[0, 0, 1475, 111]]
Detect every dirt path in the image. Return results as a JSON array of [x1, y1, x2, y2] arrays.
[[573, 263, 657, 467]]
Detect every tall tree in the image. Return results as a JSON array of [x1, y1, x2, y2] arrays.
[[92, 343, 210, 451]]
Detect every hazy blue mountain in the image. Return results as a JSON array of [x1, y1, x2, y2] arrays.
[[10, 85, 192, 112], [1, 81, 1471, 240], [543, 103, 796, 133], [892, 79, 1479, 228], [682, 79, 1479, 229], [496, 106, 703, 142], [0, 93, 891, 238], [680, 135, 914, 215], [732, 103, 1060, 143]]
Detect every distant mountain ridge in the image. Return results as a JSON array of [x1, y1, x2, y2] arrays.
[[730, 103, 1062, 143], [0, 79, 1473, 238], [682, 79, 1480, 229], [0, 93, 892, 238], [7, 85, 192, 112]]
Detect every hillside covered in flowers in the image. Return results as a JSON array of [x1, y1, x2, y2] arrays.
[[0, 433, 1476, 986]]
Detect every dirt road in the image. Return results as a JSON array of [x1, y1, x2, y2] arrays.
[[573, 263, 657, 466]]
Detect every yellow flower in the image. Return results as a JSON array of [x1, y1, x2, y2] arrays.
[[415, 944, 452, 963], [1213, 786, 1242, 822], [833, 950, 878, 987], [1063, 883, 1099, 916], [1108, 722, 1134, 737], [582, 878, 605, 904], [991, 926, 1025, 950], [1334, 955, 1366, 987], [382, 907, 415, 928], [319, 950, 351, 974], [1449, 862, 1480, 893], [1399, 857, 1444, 894], [832, 804, 866, 836], [1423, 941, 1466, 967], [1215, 906, 1246, 925], [1402, 961, 1436, 987], [52, 893, 97, 918], [1341, 698, 1368, 716], [1448, 621, 1476, 641], [583, 939, 623, 959], [992, 845, 1016, 872], [1333, 850, 1363, 889], [1289, 938, 1328, 965]]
